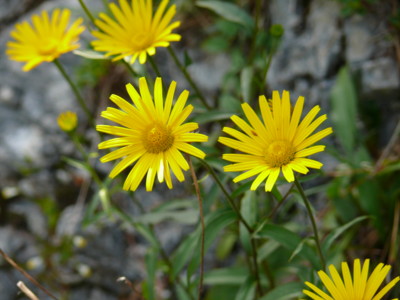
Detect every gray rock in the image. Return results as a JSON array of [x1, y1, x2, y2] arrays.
[[361, 57, 400, 97], [56, 205, 84, 237], [268, 0, 343, 90], [8, 200, 48, 238], [0, 270, 18, 300]]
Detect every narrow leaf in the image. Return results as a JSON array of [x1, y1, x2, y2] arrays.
[[197, 1, 254, 30]]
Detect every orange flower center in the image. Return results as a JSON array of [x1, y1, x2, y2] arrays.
[[130, 33, 152, 51], [142, 123, 174, 153], [264, 140, 295, 167], [38, 39, 59, 56]]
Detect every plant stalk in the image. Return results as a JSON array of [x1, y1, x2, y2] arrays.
[[187, 155, 205, 300], [167, 46, 211, 110], [199, 159, 263, 295], [53, 59, 94, 128], [294, 177, 326, 271]]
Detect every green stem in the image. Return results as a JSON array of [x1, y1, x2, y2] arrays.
[[251, 238, 264, 296], [53, 59, 94, 127], [147, 55, 162, 78], [128, 197, 196, 300], [167, 46, 211, 110], [294, 177, 326, 271], [199, 159, 252, 232], [187, 156, 205, 300], [77, 0, 96, 25], [121, 59, 138, 78], [69, 132, 102, 186], [199, 159, 263, 294], [248, 0, 262, 64]]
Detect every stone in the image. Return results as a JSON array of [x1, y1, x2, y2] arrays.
[[361, 57, 400, 97], [268, 0, 343, 90], [8, 200, 48, 238], [0, 270, 18, 300]]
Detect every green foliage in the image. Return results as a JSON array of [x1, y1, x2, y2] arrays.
[[7, 0, 400, 299]]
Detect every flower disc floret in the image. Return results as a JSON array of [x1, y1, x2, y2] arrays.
[[97, 77, 208, 191], [142, 123, 174, 153], [219, 91, 333, 191], [6, 9, 85, 71], [264, 140, 295, 167]]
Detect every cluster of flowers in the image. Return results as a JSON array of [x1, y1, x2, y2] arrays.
[[6, 0, 399, 299]]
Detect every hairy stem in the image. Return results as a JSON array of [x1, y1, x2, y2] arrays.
[[294, 177, 326, 271], [187, 155, 205, 300], [167, 46, 211, 110], [53, 59, 94, 127]]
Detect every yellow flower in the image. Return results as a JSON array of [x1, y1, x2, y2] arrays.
[[57, 111, 78, 132], [303, 259, 400, 300], [97, 77, 208, 191], [6, 9, 85, 72], [219, 91, 332, 191], [91, 0, 181, 65]]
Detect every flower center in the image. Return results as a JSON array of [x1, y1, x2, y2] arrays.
[[264, 140, 295, 168], [38, 39, 58, 56], [130, 33, 152, 50], [142, 123, 174, 153]]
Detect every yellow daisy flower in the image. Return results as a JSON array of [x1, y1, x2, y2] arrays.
[[97, 77, 208, 191], [57, 111, 78, 132], [219, 91, 332, 192], [303, 259, 400, 300], [6, 9, 85, 72], [91, 0, 181, 65]]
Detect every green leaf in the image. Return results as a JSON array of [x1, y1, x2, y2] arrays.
[[216, 231, 237, 259], [98, 188, 111, 216], [240, 190, 257, 253], [197, 1, 254, 31], [259, 282, 303, 300], [202, 36, 230, 52], [172, 208, 237, 277], [323, 215, 368, 252], [63, 157, 92, 174], [131, 198, 198, 224], [255, 223, 320, 268], [184, 50, 192, 67], [73, 49, 107, 60], [143, 248, 157, 300], [203, 267, 249, 285], [330, 66, 358, 156], [257, 240, 280, 261], [234, 276, 256, 300], [187, 208, 238, 278], [231, 182, 253, 199], [241, 190, 257, 227], [240, 66, 254, 103], [289, 237, 310, 262], [192, 111, 233, 124]]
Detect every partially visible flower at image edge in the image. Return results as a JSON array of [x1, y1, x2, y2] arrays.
[[303, 259, 400, 300], [57, 111, 78, 132], [219, 91, 333, 191], [6, 9, 85, 72], [91, 0, 181, 65], [96, 77, 208, 191]]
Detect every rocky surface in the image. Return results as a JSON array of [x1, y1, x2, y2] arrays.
[[0, 0, 399, 299]]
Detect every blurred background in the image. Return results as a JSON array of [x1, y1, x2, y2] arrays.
[[0, 0, 399, 299]]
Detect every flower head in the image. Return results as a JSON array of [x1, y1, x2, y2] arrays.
[[57, 111, 78, 132], [219, 91, 332, 191], [303, 259, 400, 300], [91, 0, 181, 64], [6, 9, 85, 71], [97, 77, 208, 191]]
